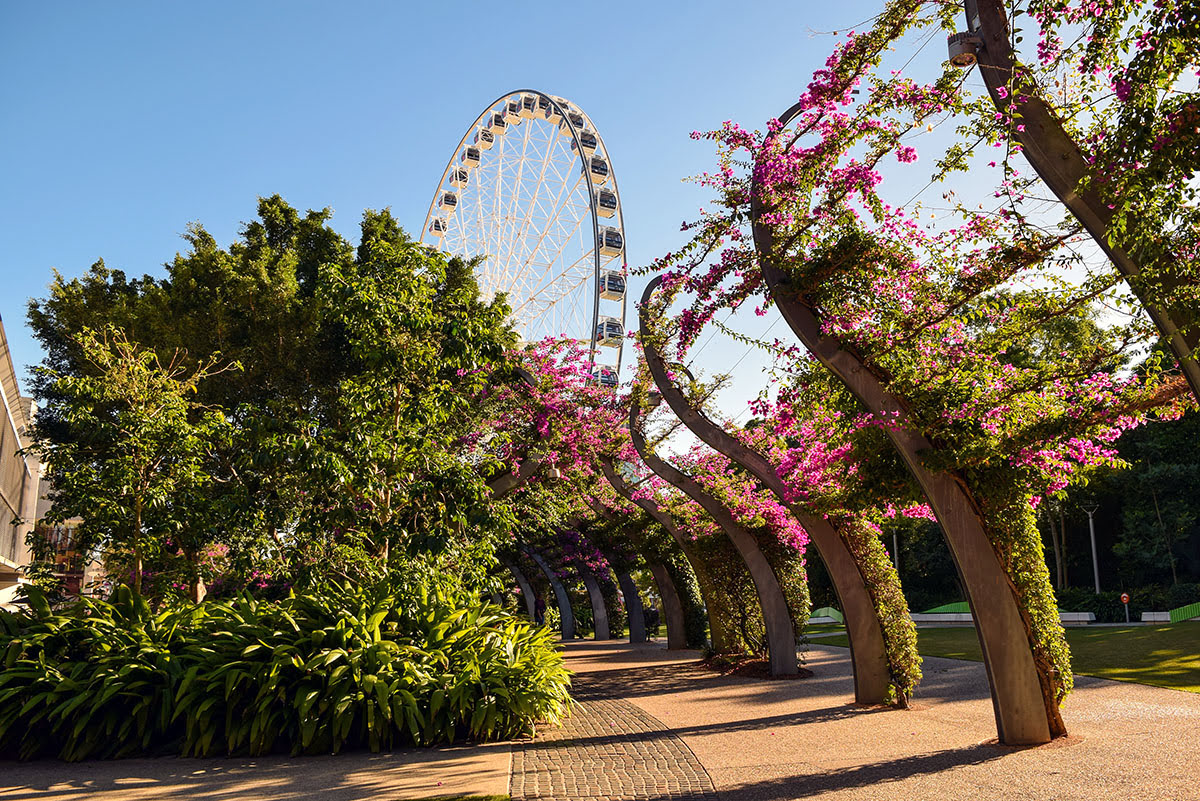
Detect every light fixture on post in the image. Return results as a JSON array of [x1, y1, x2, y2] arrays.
[[1081, 499, 1101, 594], [546, 465, 562, 480], [947, 31, 983, 68]]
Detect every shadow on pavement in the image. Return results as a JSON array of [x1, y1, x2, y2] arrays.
[[715, 742, 1008, 799], [524, 703, 888, 755], [571, 659, 853, 702], [564, 641, 996, 705], [0, 747, 504, 801], [562, 741, 1008, 801]]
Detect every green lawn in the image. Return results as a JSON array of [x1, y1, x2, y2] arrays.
[[817, 621, 1200, 693]]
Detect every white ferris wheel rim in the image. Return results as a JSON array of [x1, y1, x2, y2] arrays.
[[419, 89, 628, 376]]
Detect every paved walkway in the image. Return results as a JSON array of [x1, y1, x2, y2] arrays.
[[542, 640, 1200, 801], [5, 640, 1199, 800], [511, 688, 718, 800]]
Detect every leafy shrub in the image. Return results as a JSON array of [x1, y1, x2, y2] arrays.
[[1055, 588, 1130, 623], [1055, 584, 1200, 623], [543, 603, 561, 634], [571, 592, 593, 636], [0, 582, 571, 760], [1160, 583, 1200, 610]]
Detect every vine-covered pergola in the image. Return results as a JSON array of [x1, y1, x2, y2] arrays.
[[483, 0, 1196, 749]]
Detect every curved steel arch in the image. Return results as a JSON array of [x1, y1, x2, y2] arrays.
[[638, 275, 902, 704], [753, 98, 1061, 744]]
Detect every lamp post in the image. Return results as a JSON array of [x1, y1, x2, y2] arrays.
[[1082, 502, 1101, 594]]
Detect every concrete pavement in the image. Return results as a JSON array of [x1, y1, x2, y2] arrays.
[[557, 640, 1200, 800]]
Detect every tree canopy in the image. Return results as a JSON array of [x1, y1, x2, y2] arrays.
[[28, 196, 525, 599]]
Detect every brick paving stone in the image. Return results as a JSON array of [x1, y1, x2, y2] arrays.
[[511, 680, 719, 800]]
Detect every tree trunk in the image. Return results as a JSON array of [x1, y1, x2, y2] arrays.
[[132, 496, 143, 596], [1060, 508, 1069, 587], [183, 549, 207, 603], [1150, 487, 1179, 585], [1046, 510, 1064, 591]]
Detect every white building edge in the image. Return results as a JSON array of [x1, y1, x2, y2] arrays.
[[0, 314, 40, 605]]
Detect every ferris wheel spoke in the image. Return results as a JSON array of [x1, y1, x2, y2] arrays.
[[493, 118, 531, 278], [510, 248, 593, 319], [522, 168, 587, 278], [503, 131, 577, 301], [507, 191, 590, 310], [507, 125, 564, 277]]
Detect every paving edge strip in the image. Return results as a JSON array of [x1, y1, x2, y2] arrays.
[[511, 694, 720, 800], [507, 742, 514, 799]]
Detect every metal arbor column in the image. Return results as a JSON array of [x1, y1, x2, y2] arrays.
[[527, 549, 575, 641], [648, 561, 687, 650], [600, 459, 736, 652], [639, 276, 895, 704], [753, 104, 1059, 743], [588, 492, 705, 650], [964, 0, 1199, 402], [628, 402, 799, 676], [615, 569, 646, 643], [503, 560, 538, 619], [581, 573, 611, 640], [593, 540, 646, 643]]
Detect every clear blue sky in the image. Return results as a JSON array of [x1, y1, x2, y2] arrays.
[[0, 0, 907, 413]]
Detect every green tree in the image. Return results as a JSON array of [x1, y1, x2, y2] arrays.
[[299, 209, 518, 577], [27, 197, 528, 598], [1112, 412, 1200, 586], [32, 327, 232, 597], [27, 198, 349, 583]]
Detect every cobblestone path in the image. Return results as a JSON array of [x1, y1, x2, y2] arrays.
[[510, 684, 719, 800]]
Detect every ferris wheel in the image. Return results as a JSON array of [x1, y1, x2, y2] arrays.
[[419, 89, 627, 386]]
